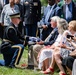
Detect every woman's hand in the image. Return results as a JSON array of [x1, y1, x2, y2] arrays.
[[36, 40, 44, 45], [67, 38, 72, 42], [42, 25, 48, 30], [73, 36, 76, 41]]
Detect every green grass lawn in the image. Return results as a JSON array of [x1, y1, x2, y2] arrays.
[[0, 46, 59, 75]]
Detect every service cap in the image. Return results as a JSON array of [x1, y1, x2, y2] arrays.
[[9, 12, 20, 18]]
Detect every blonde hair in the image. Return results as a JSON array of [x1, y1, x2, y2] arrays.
[[57, 18, 68, 34], [69, 20, 76, 31]]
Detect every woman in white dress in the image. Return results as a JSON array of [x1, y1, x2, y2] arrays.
[[38, 18, 68, 71], [41, 20, 76, 75]]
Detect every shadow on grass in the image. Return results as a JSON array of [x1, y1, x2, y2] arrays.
[[0, 46, 59, 75]]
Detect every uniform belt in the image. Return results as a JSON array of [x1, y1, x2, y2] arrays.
[[3, 39, 14, 44]]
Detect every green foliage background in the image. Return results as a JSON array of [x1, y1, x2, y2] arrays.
[[40, 0, 76, 6], [73, 0, 76, 2], [40, 0, 48, 6]]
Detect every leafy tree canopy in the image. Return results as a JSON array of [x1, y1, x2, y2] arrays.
[[40, 0, 76, 6]]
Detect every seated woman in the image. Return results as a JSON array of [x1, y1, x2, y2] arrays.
[[55, 21, 76, 75], [38, 18, 68, 71], [28, 16, 60, 68], [62, 34, 76, 75], [41, 20, 76, 75]]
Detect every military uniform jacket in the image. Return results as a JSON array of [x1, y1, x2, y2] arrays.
[[1, 23, 25, 53], [16, 3, 24, 21], [24, 0, 41, 24]]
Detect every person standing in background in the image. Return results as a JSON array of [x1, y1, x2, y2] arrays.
[[0, 0, 4, 18], [61, 0, 76, 23], [14, 0, 25, 36], [0, 0, 19, 27], [24, 0, 41, 37], [0, 0, 9, 39], [40, 0, 61, 40], [0, 0, 9, 7], [14, 0, 24, 22], [0, 0, 4, 39], [0, 0, 9, 21], [5, 0, 9, 4]]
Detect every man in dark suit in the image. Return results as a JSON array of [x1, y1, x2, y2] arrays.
[[0, 0, 4, 39], [15, 0, 25, 36], [61, 0, 76, 23], [0, 12, 28, 68], [5, 0, 9, 4], [24, 0, 41, 37], [15, 0, 24, 22], [40, 0, 61, 40], [27, 16, 60, 69], [0, 0, 9, 39]]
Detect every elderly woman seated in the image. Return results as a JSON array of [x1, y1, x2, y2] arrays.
[[28, 16, 60, 68], [41, 20, 76, 75], [38, 18, 68, 71]]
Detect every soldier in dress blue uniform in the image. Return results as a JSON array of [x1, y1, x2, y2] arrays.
[[0, 12, 28, 68], [24, 0, 41, 37]]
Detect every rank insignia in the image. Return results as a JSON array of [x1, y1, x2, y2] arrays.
[[33, 2, 38, 6], [25, 1, 29, 4]]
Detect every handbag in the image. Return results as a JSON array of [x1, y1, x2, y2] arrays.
[[60, 48, 71, 59], [69, 50, 76, 57]]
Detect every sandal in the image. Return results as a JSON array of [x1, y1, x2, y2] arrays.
[[40, 67, 54, 74], [59, 71, 66, 75]]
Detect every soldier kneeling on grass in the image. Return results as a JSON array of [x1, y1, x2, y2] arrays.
[[0, 12, 29, 68]]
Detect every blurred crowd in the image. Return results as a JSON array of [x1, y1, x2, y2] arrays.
[[0, 0, 76, 75]]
